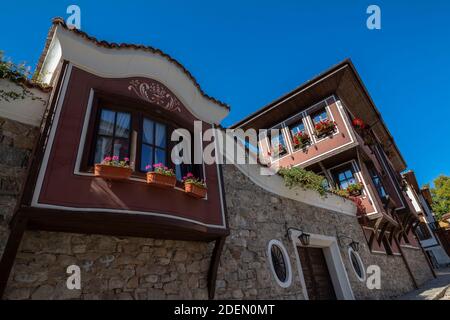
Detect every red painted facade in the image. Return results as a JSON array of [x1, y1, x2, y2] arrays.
[[33, 66, 225, 229]]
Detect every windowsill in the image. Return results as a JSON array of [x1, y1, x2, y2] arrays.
[[74, 169, 207, 199]]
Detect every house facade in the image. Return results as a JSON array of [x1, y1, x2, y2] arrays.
[[0, 18, 434, 300], [402, 171, 450, 268]]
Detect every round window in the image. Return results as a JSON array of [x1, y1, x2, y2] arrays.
[[348, 247, 366, 282], [267, 240, 292, 288]]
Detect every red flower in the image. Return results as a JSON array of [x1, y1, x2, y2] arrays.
[[352, 118, 365, 129]]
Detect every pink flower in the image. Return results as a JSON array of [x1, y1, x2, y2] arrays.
[[124, 157, 129, 162], [145, 165, 152, 171], [112, 156, 119, 161], [186, 172, 194, 178], [104, 156, 112, 162]]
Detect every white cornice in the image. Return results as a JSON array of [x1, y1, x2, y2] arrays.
[[39, 26, 229, 125]]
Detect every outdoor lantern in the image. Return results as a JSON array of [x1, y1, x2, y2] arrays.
[[350, 241, 360, 252], [298, 232, 311, 246]]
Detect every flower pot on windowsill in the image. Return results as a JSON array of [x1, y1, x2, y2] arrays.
[[348, 189, 362, 197], [146, 172, 177, 188], [184, 183, 207, 199], [347, 183, 363, 197], [314, 120, 337, 138], [94, 164, 132, 181], [315, 127, 336, 138]]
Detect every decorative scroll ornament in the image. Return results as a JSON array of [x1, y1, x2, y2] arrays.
[[128, 80, 182, 113]]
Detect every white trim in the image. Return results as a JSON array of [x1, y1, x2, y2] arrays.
[[32, 63, 73, 206], [290, 231, 355, 300], [400, 245, 421, 250], [74, 88, 95, 175], [267, 240, 293, 288], [32, 202, 226, 229], [348, 247, 366, 282]]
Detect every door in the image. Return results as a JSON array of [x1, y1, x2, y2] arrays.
[[297, 246, 336, 300]]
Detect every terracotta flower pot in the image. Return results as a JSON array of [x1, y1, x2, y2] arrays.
[[94, 164, 132, 180], [184, 183, 207, 199], [147, 172, 176, 188], [348, 189, 362, 197]]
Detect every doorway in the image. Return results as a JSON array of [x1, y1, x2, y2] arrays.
[[297, 246, 337, 300]]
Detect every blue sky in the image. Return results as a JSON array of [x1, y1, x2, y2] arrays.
[[1, 0, 449, 186]]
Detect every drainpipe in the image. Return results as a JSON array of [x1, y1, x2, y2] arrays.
[[394, 237, 418, 289]]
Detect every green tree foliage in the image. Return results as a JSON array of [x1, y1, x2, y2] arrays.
[[431, 175, 450, 220]]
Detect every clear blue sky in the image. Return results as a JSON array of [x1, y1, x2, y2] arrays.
[[1, 0, 449, 186]]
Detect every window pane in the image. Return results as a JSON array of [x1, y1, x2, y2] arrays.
[[143, 118, 154, 144], [140, 144, 154, 171], [312, 109, 329, 124], [344, 170, 353, 180], [271, 134, 285, 147], [290, 122, 305, 135], [94, 136, 112, 164], [98, 109, 115, 136], [155, 122, 166, 148], [155, 148, 166, 166], [333, 165, 357, 190], [112, 138, 129, 160], [115, 112, 131, 138]]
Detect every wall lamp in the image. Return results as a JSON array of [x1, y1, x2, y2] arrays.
[[286, 228, 311, 246], [338, 234, 360, 252]]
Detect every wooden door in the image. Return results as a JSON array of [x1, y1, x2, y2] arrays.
[[297, 246, 337, 300]]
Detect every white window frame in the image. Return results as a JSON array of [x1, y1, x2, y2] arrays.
[[267, 239, 293, 288], [348, 247, 366, 282]]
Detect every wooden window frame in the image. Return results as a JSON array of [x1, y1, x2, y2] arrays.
[[80, 91, 202, 184], [330, 163, 358, 191]]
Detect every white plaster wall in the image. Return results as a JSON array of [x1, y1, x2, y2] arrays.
[[0, 79, 49, 127]]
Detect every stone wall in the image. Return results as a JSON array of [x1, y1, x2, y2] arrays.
[[2, 164, 433, 300], [217, 165, 429, 300], [402, 246, 434, 286], [0, 117, 39, 258], [4, 232, 213, 300]]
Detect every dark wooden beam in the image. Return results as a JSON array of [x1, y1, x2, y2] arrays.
[[22, 206, 229, 242], [0, 215, 27, 299], [394, 236, 418, 290], [368, 217, 383, 250], [377, 222, 389, 245], [207, 236, 226, 300]]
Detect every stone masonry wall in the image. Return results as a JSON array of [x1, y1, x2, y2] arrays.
[[3, 164, 433, 299], [217, 165, 431, 299], [4, 232, 213, 300], [0, 116, 39, 258], [403, 246, 434, 287]]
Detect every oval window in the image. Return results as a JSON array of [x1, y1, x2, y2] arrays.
[[348, 247, 366, 282], [267, 240, 292, 288]]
